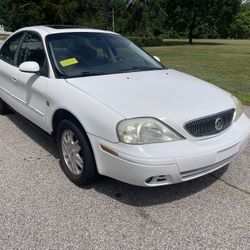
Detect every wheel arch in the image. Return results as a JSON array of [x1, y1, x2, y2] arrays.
[[52, 108, 98, 167], [52, 108, 88, 138]]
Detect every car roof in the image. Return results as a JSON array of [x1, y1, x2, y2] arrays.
[[16, 25, 118, 38]]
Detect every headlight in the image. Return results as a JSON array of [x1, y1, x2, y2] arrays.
[[117, 118, 184, 145], [232, 96, 243, 121]]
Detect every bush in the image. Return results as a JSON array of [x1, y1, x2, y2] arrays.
[[0, 34, 9, 41], [160, 30, 182, 39], [128, 36, 162, 47]]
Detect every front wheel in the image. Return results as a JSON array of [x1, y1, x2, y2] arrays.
[[56, 120, 98, 186]]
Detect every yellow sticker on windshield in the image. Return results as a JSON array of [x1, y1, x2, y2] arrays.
[[60, 58, 78, 67]]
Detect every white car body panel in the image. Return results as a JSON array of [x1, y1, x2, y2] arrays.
[[45, 79, 124, 142], [66, 69, 235, 140], [0, 62, 48, 127], [0, 26, 249, 187], [88, 113, 250, 186]]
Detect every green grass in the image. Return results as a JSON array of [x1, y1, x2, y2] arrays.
[[146, 39, 250, 104]]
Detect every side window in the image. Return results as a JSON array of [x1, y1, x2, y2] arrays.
[[17, 33, 48, 76], [0, 32, 24, 64], [18, 33, 45, 67]]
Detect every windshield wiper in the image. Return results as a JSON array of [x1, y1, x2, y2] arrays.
[[130, 66, 163, 71], [75, 71, 107, 77], [69, 67, 164, 78], [113, 66, 163, 74]]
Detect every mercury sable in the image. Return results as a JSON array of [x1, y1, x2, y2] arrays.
[[0, 26, 249, 186]]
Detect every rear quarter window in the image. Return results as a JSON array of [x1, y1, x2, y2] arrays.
[[0, 32, 24, 64]]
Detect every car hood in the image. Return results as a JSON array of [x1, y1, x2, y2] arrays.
[[66, 69, 235, 136]]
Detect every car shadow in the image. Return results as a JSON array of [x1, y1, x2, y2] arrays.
[[84, 166, 228, 207], [7, 113, 58, 159], [7, 112, 228, 207]]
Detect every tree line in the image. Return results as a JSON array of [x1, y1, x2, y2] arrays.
[[0, 0, 250, 44]]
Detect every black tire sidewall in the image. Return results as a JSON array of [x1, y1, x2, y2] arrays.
[[56, 120, 98, 186]]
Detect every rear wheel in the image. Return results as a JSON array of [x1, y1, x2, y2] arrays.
[[56, 120, 98, 186], [0, 98, 10, 115]]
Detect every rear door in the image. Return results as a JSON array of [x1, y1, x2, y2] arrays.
[[0, 32, 25, 107]]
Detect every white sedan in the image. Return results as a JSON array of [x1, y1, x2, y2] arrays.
[[0, 26, 249, 187]]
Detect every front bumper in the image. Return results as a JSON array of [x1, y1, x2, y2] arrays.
[[88, 113, 250, 187]]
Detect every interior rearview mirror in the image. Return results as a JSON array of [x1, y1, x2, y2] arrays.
[[19, 61, 40, 73], [153, 56, 161, 62]]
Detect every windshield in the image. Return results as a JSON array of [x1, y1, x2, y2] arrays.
[[46, 32, 164, 78]]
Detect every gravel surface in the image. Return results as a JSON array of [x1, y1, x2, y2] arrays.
[[0, 106, 249, 249]]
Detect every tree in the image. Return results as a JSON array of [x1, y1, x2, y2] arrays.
[[230, 1, 250, 38], [214, 0, 242, 38], [165, 0, 241, 44], [0, 0, 243, 40], [126, 0, 165, 36], [0, 0, 12, 30]]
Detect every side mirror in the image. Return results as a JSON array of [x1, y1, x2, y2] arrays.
[[19, 61, 40, 73], [153, 56, 161, 62]]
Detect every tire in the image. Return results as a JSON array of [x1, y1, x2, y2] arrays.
[[0, 98, 10, 115], [56, 119, 98, 186]]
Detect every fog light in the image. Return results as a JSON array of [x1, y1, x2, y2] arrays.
[[145, 177, 153, 183]]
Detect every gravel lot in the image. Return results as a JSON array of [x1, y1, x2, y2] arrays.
[[0, 106, 249, 249]]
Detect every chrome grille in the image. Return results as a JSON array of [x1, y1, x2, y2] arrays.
[[184, 109, 235, 137]]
